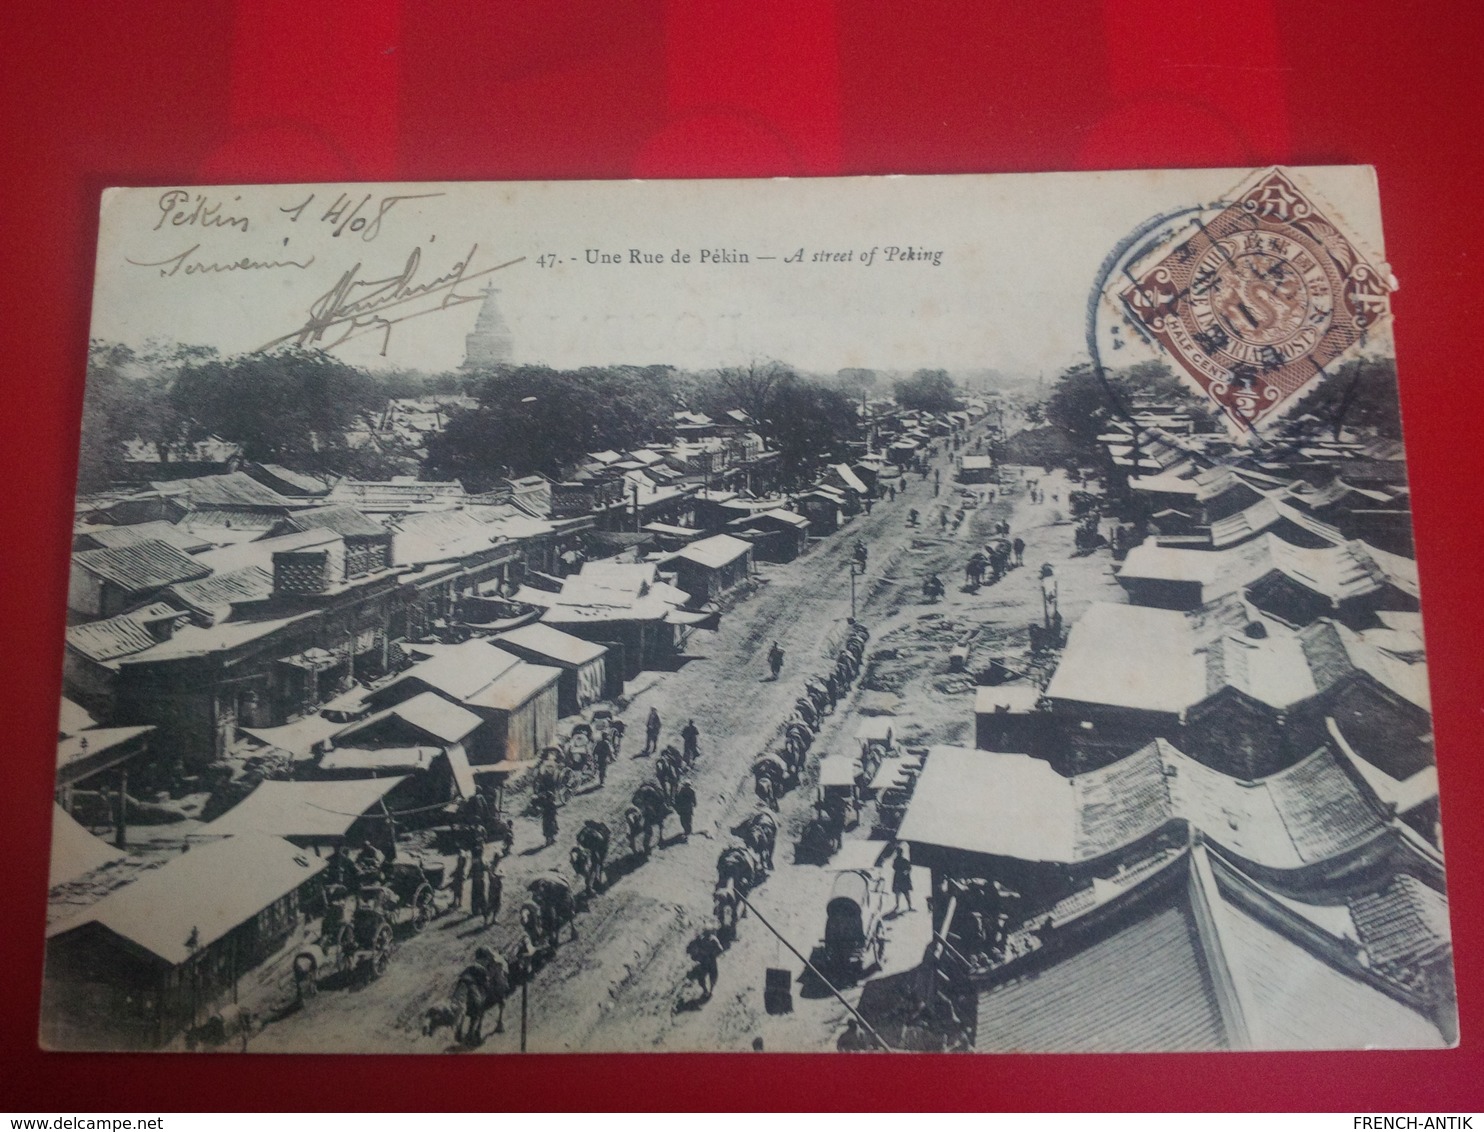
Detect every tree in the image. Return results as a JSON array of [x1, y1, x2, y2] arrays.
[[1288, 356, 1402, 442], [76, 340, 195, 490], [713, 360, 790, 446], [893, 369, 961, 413], [425, 364, 678, 489], [766, 375, 859, 487], [1043, 363, 1116, 456], [169, 347, 385, 471]]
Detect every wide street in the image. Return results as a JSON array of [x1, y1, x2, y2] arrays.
[[248, 420, 1124, 1053]]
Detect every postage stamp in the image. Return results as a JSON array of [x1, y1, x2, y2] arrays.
[[1119, 168, 1393, 433]]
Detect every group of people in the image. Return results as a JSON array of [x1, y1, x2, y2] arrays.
[[447, 843, 503, 926]]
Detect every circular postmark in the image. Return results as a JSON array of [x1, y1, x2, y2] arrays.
[[1100, 168, 1391, 435]]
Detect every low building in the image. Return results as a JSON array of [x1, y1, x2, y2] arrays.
[[204, 777, 411, 846], [973, 684, 1045, 754], [461, 661, 562, 767], [958, 455, 995, 484], [492, 623, 612, 714], [42, 834, 327, 1049], [664, 534, 754, 604], [68, 539, 212, 621], [1117, 534, 1418, 625], [335, 690, 487, 763], [727, 508, 810, 563], [796, 488, 846, 535]]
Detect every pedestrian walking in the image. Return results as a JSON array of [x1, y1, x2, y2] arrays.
[[892, 846, 914, 913], [449, 848, 468, 912], [768, 640, 785, 680], [674, 779, 697, 838], [688, 929, 724, 1001], [1012, 536, 1025, 567], [538, 790, 559, 846], [593, 734, 613, 786], [470, 850, 488, 919], [644, 707, 661, 756], [681, 718, 700, 764], [486, 857, 503, 925], [610, 717, 626, 756]]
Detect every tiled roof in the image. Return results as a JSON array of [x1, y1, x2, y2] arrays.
[[1200, 852, 1446, 1049], [1299, 620, 1430, 711], [65, 603, 183, 664], [1262, 748, 1388, 861], [1201, 632, 1318, 708], [165, 566, 274, 620], [1348, 875, 1452, 973], [77, 521, 212, 555], [72, 539, 211, 593], [975, 902, 1227, 1052], [273, 504, 385, 538], [148, 471, 296, 509], [1210, 499, 1344, 549], [1073, 741, 1172, 858], [390, 509, 500, 565]]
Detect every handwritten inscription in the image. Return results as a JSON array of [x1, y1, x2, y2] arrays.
[[257, 245, 523, 356], [279, 191, 444, 242], [126, 244, 316, 277], [154, 190, 251, 234]]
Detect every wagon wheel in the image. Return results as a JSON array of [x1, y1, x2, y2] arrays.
[[369, 922, 394, 979], [411, 884, 435, 933]]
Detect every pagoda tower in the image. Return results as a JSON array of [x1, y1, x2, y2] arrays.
[[464, 286, 514, 368]]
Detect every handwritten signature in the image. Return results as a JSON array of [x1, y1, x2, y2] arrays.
[[257, 244, 523, 355], [127, 244, 316, 277]]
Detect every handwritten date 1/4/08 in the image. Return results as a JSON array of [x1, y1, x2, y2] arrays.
[[278, 191, 444, 242]]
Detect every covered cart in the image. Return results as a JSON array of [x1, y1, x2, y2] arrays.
[[817, 867, 888, 982]]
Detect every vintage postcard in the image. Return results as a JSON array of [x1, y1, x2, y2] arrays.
[[44, 169, 1454, 1053]]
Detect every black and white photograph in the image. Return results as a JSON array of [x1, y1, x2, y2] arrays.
[[41, 167, 1455, 1054]]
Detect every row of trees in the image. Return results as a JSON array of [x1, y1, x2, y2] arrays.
[[1031, 355, 1402, 465], [425, 359, 864, 491], [78, 342, 420, 491], [80, 344, 910, 495]]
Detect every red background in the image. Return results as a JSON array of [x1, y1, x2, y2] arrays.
[[3, 0, 1482, 1111]]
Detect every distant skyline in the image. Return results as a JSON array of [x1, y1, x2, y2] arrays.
[[90, 168, 1388, 382]]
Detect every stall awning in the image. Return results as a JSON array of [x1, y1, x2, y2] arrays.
[[666, 609, 721, 630]]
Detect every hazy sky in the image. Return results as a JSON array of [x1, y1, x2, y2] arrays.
[[90, 167, 1388, 379]]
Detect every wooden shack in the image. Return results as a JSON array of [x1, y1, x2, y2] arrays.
[[493, 622, 612, 714], [665, 534, 754, 604], [43, 834, 326, 1049]]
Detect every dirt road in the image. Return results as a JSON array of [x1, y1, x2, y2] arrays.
[[249, 423, 1123, 1054]]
